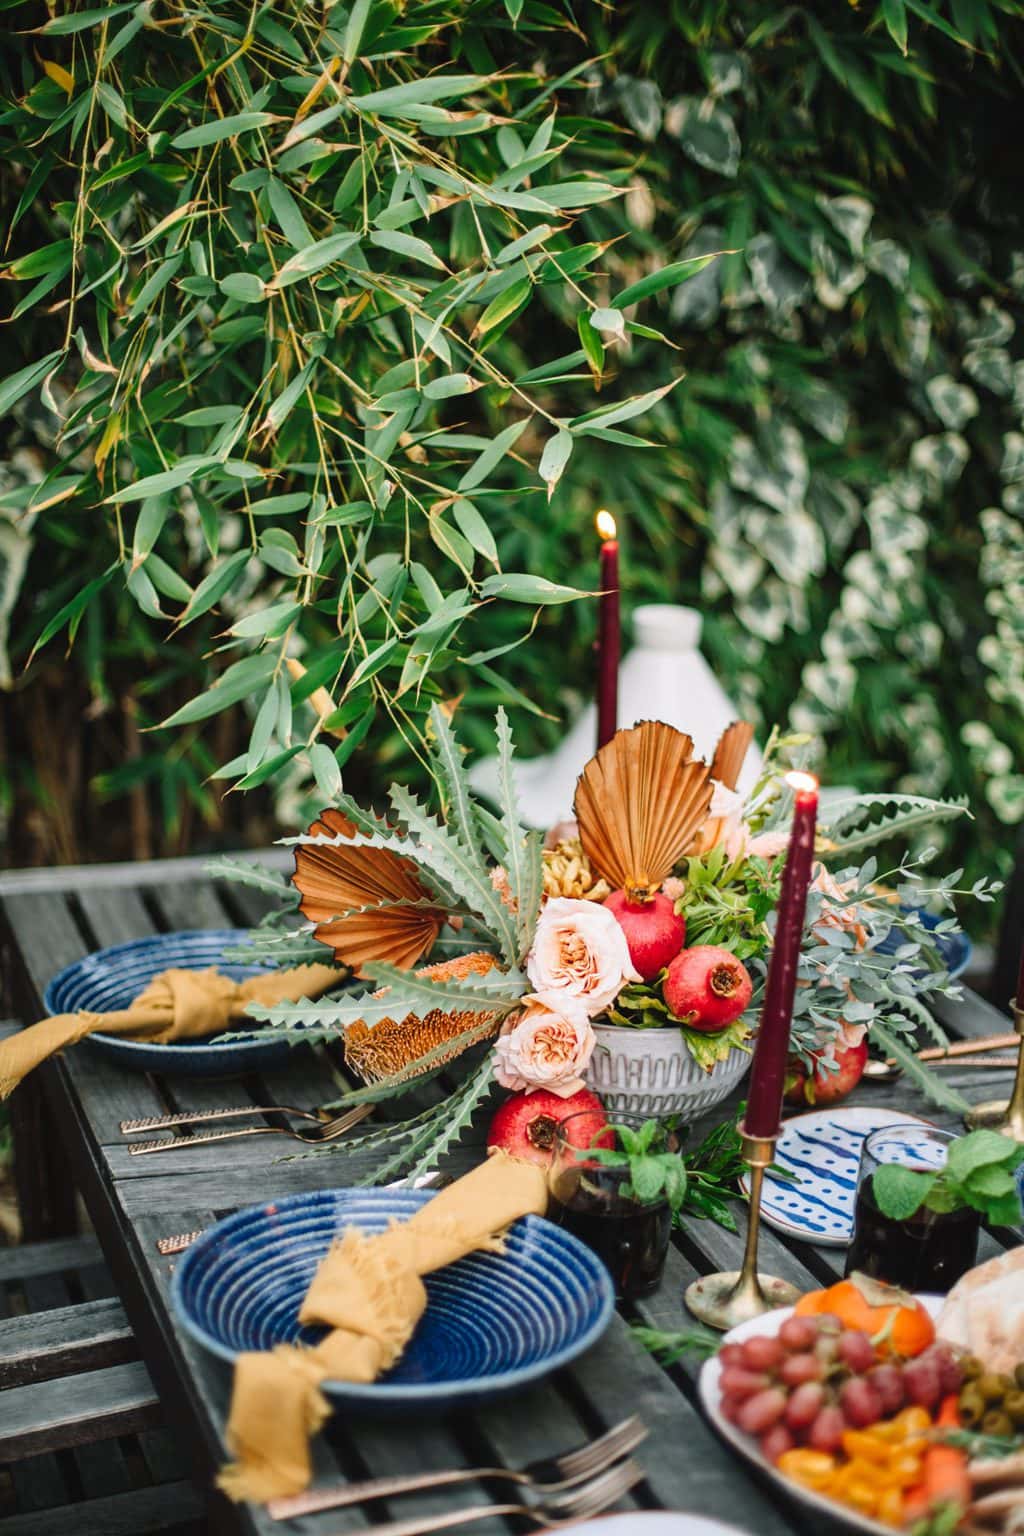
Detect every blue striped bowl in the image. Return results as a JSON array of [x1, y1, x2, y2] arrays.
[[171, 1187, 615, 1413], [44, 929, 300, 1076]]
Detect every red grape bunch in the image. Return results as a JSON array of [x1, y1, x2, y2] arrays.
[[718, 1313, 962, 1464]]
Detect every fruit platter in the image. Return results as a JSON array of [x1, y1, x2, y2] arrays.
[[699, 1261, 1024, 1536]]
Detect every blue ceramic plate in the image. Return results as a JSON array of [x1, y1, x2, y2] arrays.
[[746, 1106, 932, 1248], [875, 907, 972, 979], [171, 1187, 615, 1413], [44, 929, 303, 1077]]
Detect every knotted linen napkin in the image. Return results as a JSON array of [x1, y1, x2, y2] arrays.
[[0, 963, 346, 1099], [218, 1150, 548, 1503]]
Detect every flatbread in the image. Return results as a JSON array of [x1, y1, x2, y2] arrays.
[[936, 1247, 1024, 1375]]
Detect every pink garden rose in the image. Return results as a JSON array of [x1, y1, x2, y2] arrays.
[[694, 781, 790, 864], [492, 991, 596, 1097], [526, 897, 640, 1014]]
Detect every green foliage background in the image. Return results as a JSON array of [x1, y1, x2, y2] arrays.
[[1, 0, 1023, 916]]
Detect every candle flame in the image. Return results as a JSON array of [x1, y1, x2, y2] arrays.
[[785, 770, 819, 798], [595, 509, 617, 541]]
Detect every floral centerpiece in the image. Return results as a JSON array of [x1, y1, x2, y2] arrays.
[[220, 706, 992, 1182]]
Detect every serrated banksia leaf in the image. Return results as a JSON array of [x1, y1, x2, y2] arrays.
[[292, 808, 444, 974], [343, 951, 501, 1083], [574, 721, 713, 902], [710, 720, 754, 792]]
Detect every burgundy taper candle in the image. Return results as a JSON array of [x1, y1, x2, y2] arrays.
[[595, 509, 619, 751], [743, 770, 819, 1139]]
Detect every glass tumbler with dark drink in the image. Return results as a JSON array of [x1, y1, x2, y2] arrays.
[[845, 1125, 980, 1294], [547, 1113, 675, 1301]]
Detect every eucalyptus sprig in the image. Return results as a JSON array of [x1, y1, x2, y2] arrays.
[[872, 1130, 1024, 1228]]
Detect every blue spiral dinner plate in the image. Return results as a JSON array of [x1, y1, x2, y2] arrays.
[[43, 929, 304, 1076], [171, 1187, 615, 1413]]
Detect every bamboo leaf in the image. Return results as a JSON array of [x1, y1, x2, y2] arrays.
[[457, 416, 530, 491], [172, 112, 278, 149], [370, 229, 446, 270]]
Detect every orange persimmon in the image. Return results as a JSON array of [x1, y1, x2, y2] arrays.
[[793, 1273, 934, 1358]]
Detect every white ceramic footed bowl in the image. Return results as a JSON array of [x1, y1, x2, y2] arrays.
[[586, 1024, 752, 1118]]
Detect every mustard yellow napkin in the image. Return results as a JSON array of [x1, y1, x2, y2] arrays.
[[218, 1151, 548, 1503], [0, 963, 346, 1099]]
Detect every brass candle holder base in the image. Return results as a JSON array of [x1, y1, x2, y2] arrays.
[[685, 1129, 801, 1332], [964, 1002, 1024, 1139]]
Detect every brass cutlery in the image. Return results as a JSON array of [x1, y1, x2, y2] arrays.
[[328, 1457, 645, 1536], [266, 1415, 648, 1521], [124, 1101, 372, 1155]]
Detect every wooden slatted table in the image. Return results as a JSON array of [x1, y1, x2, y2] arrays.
[[1, 856, 1020, 1535]]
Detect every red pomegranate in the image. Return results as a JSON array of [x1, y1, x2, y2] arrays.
[[486, 1087, 610, 1166], [603, 889, 686, 982], [663, 945, 753, 1032], [785, 1037, 869, 1107]]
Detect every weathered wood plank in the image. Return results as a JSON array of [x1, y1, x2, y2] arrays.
[[0, 890, 167, 1143], [0, 1236, 103, 1284], [111, 1141, 480, 1217], [0, 1298, 135, 1389], [0, 1361, 160, 1462], [563, 1313, 801, 1534], [0, 847, 290, 898], [131, 1208, 368, 1536], [0, 1480, 205, 1536], [148, 880, 234, 936]]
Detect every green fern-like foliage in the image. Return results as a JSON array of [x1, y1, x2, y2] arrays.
[[227, 706, 537, 1181]]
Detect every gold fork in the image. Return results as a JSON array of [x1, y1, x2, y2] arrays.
[[349, 1458, 644, 1536], [267, 1417, 647, 1521], [125, 1100, 373, 1155]]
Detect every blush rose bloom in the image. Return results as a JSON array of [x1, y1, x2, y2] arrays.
[[492, 991, 596, 1097], [526, 897, 640, 1015], [694, 781, 791, 863]]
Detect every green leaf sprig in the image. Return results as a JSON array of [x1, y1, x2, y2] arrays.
[[579, 1118, 688, 1215], [872, 1129, 1024, 1227]]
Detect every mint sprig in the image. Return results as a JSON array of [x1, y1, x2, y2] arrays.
[[579, 1118, 688, 1215], [872, 1129, 1024, 1226]]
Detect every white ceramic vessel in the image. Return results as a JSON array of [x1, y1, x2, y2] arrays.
[[586, 1023, 752, 1117]]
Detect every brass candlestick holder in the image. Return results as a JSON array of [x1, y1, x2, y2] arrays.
[[685, 1127, 801, 1331], [964, 1001, 1024, 1139]]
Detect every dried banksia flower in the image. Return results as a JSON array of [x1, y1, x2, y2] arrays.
[[342, 951, 501, 1084], [541, 839, 611, 903]]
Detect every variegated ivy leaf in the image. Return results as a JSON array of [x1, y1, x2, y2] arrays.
[[730, 423, 809, 517], [925, 374, 979, 431], [671, 224, 726, 327], [865, 239, 910, 289], [664, 96, 740, 178], [866, 494, 929, 554], [818, 195, 873, 258], [704, 51, 750, 97], [811, 235, 866, 311], [802, 657, 857, 711], [1000, 432, 1024, 483], [745, 234, 808, 315], [963, 346, 1014, 397], [745, 507, 825, 585], [909, 433, 969, 498], [790, 378, 849, 444]]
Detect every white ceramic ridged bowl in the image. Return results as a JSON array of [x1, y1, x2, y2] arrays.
[[586, 1024, 752, 1118]]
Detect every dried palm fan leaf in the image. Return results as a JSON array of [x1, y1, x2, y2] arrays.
[[574, 721, 714, 902], [292, 807, 444, 974], [690, 720, 757, 855], [710, 720, 755, 792], [343, 952, 501, 1083]]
